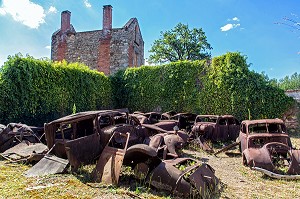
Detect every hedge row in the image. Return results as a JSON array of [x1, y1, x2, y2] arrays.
[[111, 52, 295, 121], [0, 54, 112, 126], [111, 60, 206, 113], [0, 52, 294, 126]]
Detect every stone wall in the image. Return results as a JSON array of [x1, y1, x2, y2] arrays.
[[51, 8, 144, 76], [110, 19, 144, 74], [67, 30, 102, 70]]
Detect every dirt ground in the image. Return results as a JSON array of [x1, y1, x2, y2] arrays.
[[193, 131, 300, 199], [183, 147, 300, 199]]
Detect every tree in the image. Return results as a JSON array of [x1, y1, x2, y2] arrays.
[[278, 72, 300, 90], [148, 23, 212, 64]]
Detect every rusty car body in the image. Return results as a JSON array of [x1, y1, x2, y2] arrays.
[[94, 132, 130, 185], [192, 115, 240, 142], [156, 112, 197, 132], [121, 121, 199, 186], [1, 141, 47, 163], [161, 111, 177, 120], [239, 119, 300, 177], [0, 123, 46, 163], [131, 111, 162, 124], [167, 113, 197, 132], [148, 158, 219, 197], [0, 123, 42, 153], [44, 109, 128, 171], [0, 108, 221, 197], [123, 122, 190, 171], [132, 111, 197, 133], [24, 109, 131, 177]]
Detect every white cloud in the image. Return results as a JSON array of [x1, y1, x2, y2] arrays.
[[0, 8, 5, 15], [45, 45, 51, 49], [222, 17, 241, 31], [227, 17, 240, 22], [0, 0, 45, 29], [221, 24, 233, 31], [84, 0, 92, 8], [48, 6, 57, 14], [220, 23, 240, 32], [232, 17, 239, 21]]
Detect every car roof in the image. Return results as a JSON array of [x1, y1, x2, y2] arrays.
[[242, 118, 284, 125], [46, 109, 128, 125]]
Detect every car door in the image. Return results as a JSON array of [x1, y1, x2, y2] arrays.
[[228, 117, 240, 141], [215, 117, 228, 142]]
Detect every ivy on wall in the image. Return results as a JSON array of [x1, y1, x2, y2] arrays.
[[111, 60, 207, 113], [0, 54, 112, 126], [111, 52, 295, 120], [0, 52, 294, 126], [203, 52, 295, 119]]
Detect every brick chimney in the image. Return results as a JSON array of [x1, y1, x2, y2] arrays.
[[56, 10, 71, 62], [98, 5, 113, 75], [103, 5, 112, 36], [61, 10, 71, 32]]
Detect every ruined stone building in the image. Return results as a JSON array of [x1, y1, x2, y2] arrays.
[[51, 5, 144, 75]]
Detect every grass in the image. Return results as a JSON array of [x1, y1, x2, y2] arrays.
[[0, 161, 169, 199]]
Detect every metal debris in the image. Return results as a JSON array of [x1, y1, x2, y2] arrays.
[[0, 123, 42, 152], [25, 154, 69, 177], [148, 158, 219, 197], [1, 141, 47, 163], [93, 132, 130, 185]]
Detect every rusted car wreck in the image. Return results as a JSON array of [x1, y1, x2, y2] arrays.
[[124, 113, 219, 197], [149, 158, 219, 197], [25, 109, 128, 176], [191, 115, 240, 152], [239, 119, 300, 179], [0, 123, 46, 163], [4, 109, 219, 198]]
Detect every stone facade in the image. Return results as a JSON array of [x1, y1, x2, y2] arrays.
[[51, 5, 144, 75]]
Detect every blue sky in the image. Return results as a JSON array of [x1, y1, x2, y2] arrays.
[[0, 0, 299, 79]]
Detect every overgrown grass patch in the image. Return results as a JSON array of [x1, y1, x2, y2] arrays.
[[0, 162, 170, 198]]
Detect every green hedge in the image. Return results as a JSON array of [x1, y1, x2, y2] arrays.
[[0, 52, 294, 126], [111, 52, 295, 120], [0, 54, 112, 126], [111, 60, 206, 113], [202, 52, 295, 120]]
